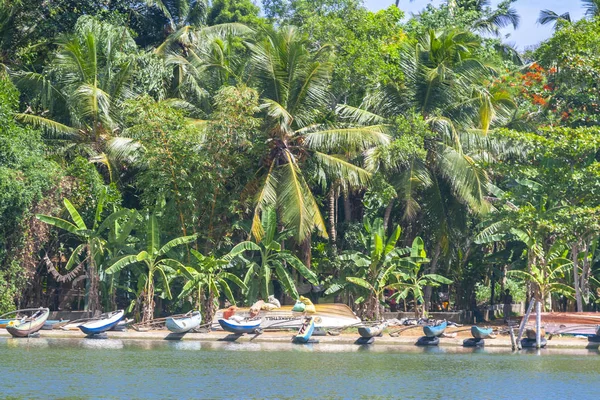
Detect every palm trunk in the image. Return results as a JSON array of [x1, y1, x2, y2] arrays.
[[383, 198, 395, 234], [300, 237, 311, 269], [423, 241, 442, 312], [343, 190, 351, 222], [203, 291, 216, 324], [328, 189, 337, 251], [572, 243, 583, 312]]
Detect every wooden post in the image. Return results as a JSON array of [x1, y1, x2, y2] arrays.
[[516, 300, 535, 350], [535, 300, 542, 349], [509, 326, 516, 351]]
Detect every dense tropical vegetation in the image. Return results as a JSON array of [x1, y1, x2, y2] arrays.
[[2, 0, 600, 321]]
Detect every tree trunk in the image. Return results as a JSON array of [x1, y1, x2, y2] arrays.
[[87, 244, 100, 315], [328, 189, 337, 249], [343, 190, 351, 222], [383, 198, 395, 234], [572, 243, 583, 312], [423, 241, 442, 312], [142, 272, 155, 322], [203, 290, 216, 324], [300, 237, 311, 269]]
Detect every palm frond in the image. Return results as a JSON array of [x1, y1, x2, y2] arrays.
[[303, 125, 390, 153]]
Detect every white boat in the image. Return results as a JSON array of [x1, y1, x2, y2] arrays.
[[165, 311, 202, 333], [79, 310, 124, 335], [212, 303, 361, 330]]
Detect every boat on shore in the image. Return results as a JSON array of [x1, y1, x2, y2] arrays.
[[79, 310, 124, 335], [358, 322, 386, 338], [166, 311, 202, 333], [423, 321, 447, 338], [6, 308, 50, 338], [218, 318, 262, 334], [471, 326, 494, 339], [212, 303, 360, 331], [294, 317, 316, 343]]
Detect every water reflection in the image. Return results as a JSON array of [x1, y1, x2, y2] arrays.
[[6, 338, 49, 349], [81, 338, 124, 349]]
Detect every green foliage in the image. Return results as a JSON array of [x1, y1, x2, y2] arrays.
[[207, 0, 262, 26]]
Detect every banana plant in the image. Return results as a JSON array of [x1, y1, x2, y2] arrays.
[[506, 243, 574, 311], [36, 189, 135, 313], [178, 249, 247, 322], [232, 207, 318, 303], [330, 218, 412, 321], [105, 213, 196, 322], [390, 237, 452, 318]]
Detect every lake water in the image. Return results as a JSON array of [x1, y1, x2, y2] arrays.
[[1, 337, 598, 399]]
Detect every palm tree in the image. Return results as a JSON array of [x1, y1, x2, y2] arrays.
[[245, 26, 389, 249], [15, 16, 138, 174], [105, 213, 196, 321], [178, 249, 247, 322], [36, 191, 136, 313], [537, 10, 572, 29], [582, 0, 600, 18], [352, 28, 514, 310]]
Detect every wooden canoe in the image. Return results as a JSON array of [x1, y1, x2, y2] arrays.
[[79, 310, 124, 335], [294, 317, 315, 343], [166, 311, 202, 333], [218, 318, 262, 334], [358, 323, 386, 338], [6, 308, 50, 338], [423, 321, 447, 338], [471, 326, 494, 339]]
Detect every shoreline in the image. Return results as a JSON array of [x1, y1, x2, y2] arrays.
[[1, 328, 598, 350]]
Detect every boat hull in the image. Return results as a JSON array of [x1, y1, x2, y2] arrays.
[[6, 309, 50, 338], [423, 321, 447, 338], [471, 326, 493, 339], [218, 319, 261, 334], [166, 312, 202, 333], [294, 318, 315, 343], [358, 324, 384, 338], [79, 310, 124, 335], [212, 304, 360, 330]]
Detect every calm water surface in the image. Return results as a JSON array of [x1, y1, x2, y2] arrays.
[[0, 337, 598, 399]]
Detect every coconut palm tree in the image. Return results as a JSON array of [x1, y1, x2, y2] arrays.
[[537, 10, 572, 30], [245, 26, 390, 249], [105, 213, 196, 321], [14, 16, 138, 175]]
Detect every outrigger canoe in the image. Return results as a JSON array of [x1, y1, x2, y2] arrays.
[[294, 317, 316, 343], [218, 318, 262, 334], [471, 326, 494, 339], [6, 308, 50, 338], [423, 321, 447, 338], [166, 311, 202, 333], [358, 322, 386, 338], [79, 310, 124, 335]]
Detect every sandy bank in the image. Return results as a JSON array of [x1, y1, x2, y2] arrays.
[[1, 327, 597, 350]]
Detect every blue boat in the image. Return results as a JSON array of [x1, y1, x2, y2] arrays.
[[471, 326, 494, 339], [218, 318, 262, 334], [79, 310, 124, 335], [423, 321, 447, 338], [294, 317, 315, 343]]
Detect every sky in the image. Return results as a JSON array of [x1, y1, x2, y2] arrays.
[[363, 0, 585, 50]]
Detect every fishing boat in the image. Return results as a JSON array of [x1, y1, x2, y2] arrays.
[[358, 322, 386, 339], [212, 303, 361, 331], [218, 318, 262, 334], [596, 325, 600, 336], [526, 327, 545, 340], [0, 318, 16, 328], [6, 308, 50, 338], [42, 319, 69, 330], [79, 310, 124, 335], [470, 326, 494, 339], [0, 308, 43, 328], [293, 317, 315, 343], [166, 311, 202, 334], [423, 321, 447, 338]]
